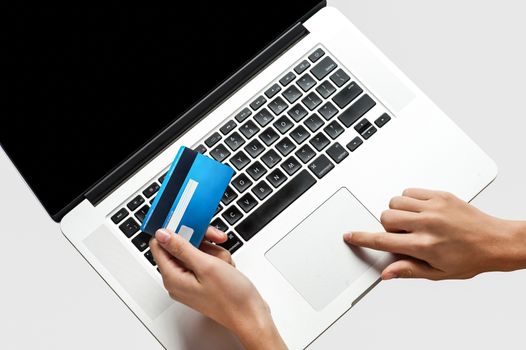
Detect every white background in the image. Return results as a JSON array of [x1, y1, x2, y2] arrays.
[[1, 1, 525, 349]]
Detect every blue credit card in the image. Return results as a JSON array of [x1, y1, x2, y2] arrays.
[[141, 146, 234, 247]]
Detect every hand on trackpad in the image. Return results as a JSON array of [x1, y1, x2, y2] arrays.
[[265, 188, 388, 311]]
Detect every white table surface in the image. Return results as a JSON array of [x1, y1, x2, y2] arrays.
[[1, 1, 525, 349]]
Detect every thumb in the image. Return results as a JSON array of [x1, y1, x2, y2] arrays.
[[155, 229, 208, 272], [381, 258, 445, 281]]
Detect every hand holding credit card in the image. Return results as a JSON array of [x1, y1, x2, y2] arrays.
[[141, 146, 234, 247]]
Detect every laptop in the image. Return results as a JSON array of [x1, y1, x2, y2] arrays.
[[2, 3, 497, 349]]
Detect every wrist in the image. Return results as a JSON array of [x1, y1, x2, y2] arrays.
[[492, 219, 526, 272], [235, 308, 286, 350]]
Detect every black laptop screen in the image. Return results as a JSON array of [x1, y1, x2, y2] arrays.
[[1, 3, 322, 218]]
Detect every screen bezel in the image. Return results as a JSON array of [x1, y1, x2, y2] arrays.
[[3, 1, 326, 221]]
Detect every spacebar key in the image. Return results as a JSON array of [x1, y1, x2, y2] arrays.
[[235, 170, 316, 241]]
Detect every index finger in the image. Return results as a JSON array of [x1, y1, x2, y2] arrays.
[[150, 239, 196, 287], [344, 231, 421, 257]]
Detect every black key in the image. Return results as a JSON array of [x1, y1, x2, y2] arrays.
[[218, 232, 244, 254], [279, 71, 296, 86], [261, 149, 281, 168], [354, 118, 372, 135], [215, 204, 223, 216], [244, 139, 265, 158], [119, 217, 140, 238], [134, 205, 150, 223], [289, 125, 310, 144], [297, 73, 317, 92], [267, 168, 287, 188], [332, 82, 363, 109], [132, 232, 151, 252], [232, 173, 252, 193], [127, 195, 145, 211], [220, 120, 237, 135], [362, 126, 377, 140], [239, 120, 260, 139], [237, 193, 258, 213], [295, 144, 316, 164], [250, 95, 266, 111], [281, 156, 302, 176], [258, 127, 280, 146], [221, 186, 238, 205], [144, 250, 156, 266], [287, 104, 308, 122], [210, 218, 229, 233], [222, 206, 244, 225], [324, 120, 345, 139], [235, 107, 252, 123], [330, 69, 350, 87], [268, 96, 288, 116], [275, 137, 296, 156], [209, 144, 231, 162], [326, 142, 349, 164], [142, 183, 160, 198], [294, 60, 311, 74], [304, 113, 325, 132], [111, 208, 128, 224], [158, 172, 168, 184], [265, 83, 282, 99], [235, 170, 316, 241], [225, 132, 246, 151], [302, 92, 322, 111], [282, 85, 302, 104], [311, 56, 338, 80], [308, 48, 325, 63], [246, 161, 268, 181], [274, 115, 294, 134], [230, 151, 251, 170], [338, 94, 376, 127], [309, 132, 330, 151], [253, 108, 274, 127], [346, 136, 363, 152], [375, 113, 391, 128], [318, 102, 338, 120], [251, 180, 273, 200], [316, 80, 336, 98], [205, 131, 222, 147], [308, 154, 334, 179], [194, 144, 207, 154]]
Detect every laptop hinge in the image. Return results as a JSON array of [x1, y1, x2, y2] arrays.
[[78, 19, 317, 217]]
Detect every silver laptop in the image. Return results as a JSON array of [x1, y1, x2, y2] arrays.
[[2, 3, 497, 349]]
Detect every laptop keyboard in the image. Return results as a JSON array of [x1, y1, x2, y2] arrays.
[[108, 46, 392, 269]]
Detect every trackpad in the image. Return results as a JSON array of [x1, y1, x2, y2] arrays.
[[265, 188, 385, 311]]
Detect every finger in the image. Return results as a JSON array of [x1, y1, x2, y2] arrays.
[[402, 188, 436, 200], [155, 229, 210, 272], [204, 226, 228, 244], [380, 209, 420, 232], [150, 239, 199, 294], [381, 258, 446, 281], [150, 238, 186, 276], [344, 231, 421, 256], [199, 241, 235, 266], [389, 196, 427, 213]]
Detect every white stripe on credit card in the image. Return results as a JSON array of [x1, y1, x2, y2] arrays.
[[166, 179, 199, 234]]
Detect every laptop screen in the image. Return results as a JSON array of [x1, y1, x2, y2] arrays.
[[2, 3, 322, 218]]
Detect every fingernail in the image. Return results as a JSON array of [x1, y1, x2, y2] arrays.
[[343, 232, 353, 242], [155, 229, 171, 243], [382, 272, 398, 280]]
